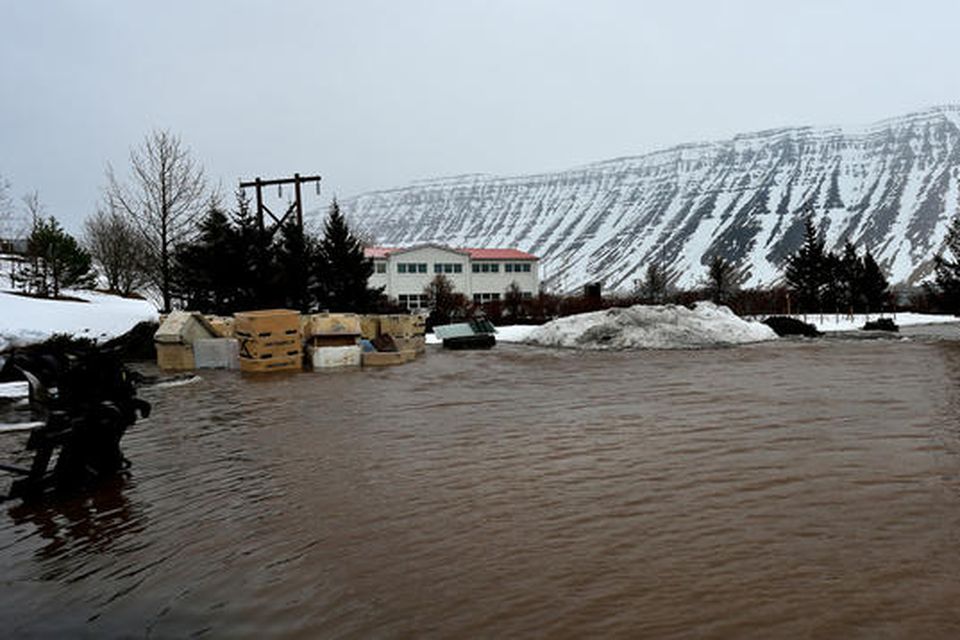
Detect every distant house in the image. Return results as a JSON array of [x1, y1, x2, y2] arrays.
[[365, 243, 540, 311]]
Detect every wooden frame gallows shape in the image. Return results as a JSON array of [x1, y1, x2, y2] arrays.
[[239, 173, 322, 238]]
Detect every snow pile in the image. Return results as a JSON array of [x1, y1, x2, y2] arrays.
[[0, 289, 158, 352], [524, 302, 777, 350]]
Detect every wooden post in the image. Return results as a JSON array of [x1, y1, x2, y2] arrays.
[[240, 173, 321, 241]]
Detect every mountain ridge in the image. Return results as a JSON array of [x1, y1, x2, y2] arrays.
[[338, 105, 960, 291]]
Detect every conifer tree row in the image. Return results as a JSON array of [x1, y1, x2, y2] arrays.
[[173, 194, 382, 314], [782, 215, 890, 314]]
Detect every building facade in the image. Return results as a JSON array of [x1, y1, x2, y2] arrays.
[[365, 244, 539, 310]]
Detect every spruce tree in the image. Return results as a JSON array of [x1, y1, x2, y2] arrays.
[[24, 217, 96, 297], [860, 250, 890, 312], [272, 220, 319, 313], [932, 215, 960, 313], [838, 241, 864, 312], [704, 255, 741, 305], [174, 204, 244, 314], [317, 199, 380, 312], [229, 189, 266, 311], [638, 262, 673, 304], [783, 216, 828, 312]]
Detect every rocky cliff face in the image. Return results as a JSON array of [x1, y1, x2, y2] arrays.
[[340, 106, 960, 291]]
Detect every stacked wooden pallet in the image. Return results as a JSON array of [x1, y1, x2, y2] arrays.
[[235, 309, 302, 373]]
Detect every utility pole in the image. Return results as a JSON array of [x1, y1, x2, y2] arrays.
[[238, 173, 322, 239]]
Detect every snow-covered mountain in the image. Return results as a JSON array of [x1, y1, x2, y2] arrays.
[[341, 106, 960, 291]]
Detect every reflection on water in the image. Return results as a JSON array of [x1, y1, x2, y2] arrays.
[[3, 333, 960, 637]]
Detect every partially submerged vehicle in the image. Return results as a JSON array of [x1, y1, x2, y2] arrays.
[[434, 318, 497, 350]]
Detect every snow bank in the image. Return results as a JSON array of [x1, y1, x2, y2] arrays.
[[781, 312, 960, 332], [0, 289, 158, 352], [525, 302, 777, 350]]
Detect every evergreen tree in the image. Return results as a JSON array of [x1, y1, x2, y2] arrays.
[[931, 215, 960, 313], [838, 241, 864, 312], [503, 281, 526, 318], [423, 274, 468, 326], [860, 250, 890, 312], [638, 262, 674, 304], [230, 190, 269, 311], [272, 220, 319, 313], [703, 255, 741, 305], [317, 199, 380, 312], [24, 217, 96, 297], [783, 216, 828, 312], [820, 251, 844, 312], [174, 204, 241, 313]]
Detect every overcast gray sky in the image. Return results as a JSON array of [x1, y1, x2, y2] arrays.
[[2, 0, 959, 232]]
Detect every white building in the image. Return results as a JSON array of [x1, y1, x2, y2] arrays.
[[365, 244, 540, 311]]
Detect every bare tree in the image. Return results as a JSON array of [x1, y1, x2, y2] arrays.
[[106, 130, 208, 311], [0, 175, 13, 244], [83, 206, 151, 295], [0, 177, 32, 252]]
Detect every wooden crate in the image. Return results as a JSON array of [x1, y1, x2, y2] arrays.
[[310, 335, 359, 348], [306, 313, 361, 338], [239, 354, 302, 373], [235, 309, 303, 373], [235, 309, 301, 340], [308, 345, 361, 369], [392, 336, 426, 355], [359, 315, 381, 340], [206, 316, 235, 338], [380, 314, 426, 338], [156, 343, 195, 371]]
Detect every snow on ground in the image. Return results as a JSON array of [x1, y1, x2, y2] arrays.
[[0, 289, 158, 352], [761, 312, 960, 333], [526, 302, 776, 350]]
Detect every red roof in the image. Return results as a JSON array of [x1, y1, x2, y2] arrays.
[[364, 246, 394, 258], [462, 248, 537, 260], [364, 245, 537, 260]]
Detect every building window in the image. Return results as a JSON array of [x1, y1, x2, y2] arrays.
[[505, 264, 513, 273], [472, 264, 480, 273], [473, 293, 501, 303], [435, 262, 462, 274], [398, 262, 427, 274], [522, 292, 533, 299], [505, 263, 532, 273], [398, 294, 429, 310], [375, 263, 386, 274], [418, 263, 427, 273], [522, 263, 531, 273], [398, 263, 407, 274]]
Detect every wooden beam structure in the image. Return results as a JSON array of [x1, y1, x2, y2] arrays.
[[239, 173, 322, 238]]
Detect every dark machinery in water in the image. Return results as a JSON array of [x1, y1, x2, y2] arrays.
[[0, 346, 150, 501]]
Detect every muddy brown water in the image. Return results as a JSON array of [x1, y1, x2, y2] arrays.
[[4, 329, 960, 638]]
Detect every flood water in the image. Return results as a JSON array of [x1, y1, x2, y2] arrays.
[[4, 329, 960, 638]]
